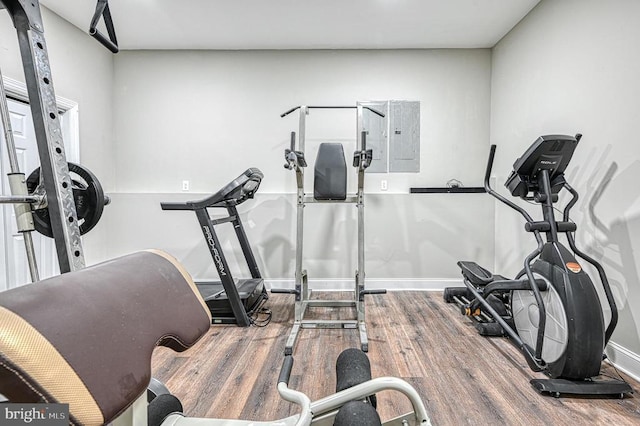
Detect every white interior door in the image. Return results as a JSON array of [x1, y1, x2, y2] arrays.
[[0, 99, 58, 291]]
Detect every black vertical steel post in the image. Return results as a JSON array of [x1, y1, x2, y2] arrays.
[[195, 207, 250, 326]]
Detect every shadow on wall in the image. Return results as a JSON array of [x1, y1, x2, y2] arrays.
[[177, 221, 249, 281], [252, 195, 296, 279], [165, 198, 274, 282], [570, 147, 640, 354], [366, 194, 493, 280]]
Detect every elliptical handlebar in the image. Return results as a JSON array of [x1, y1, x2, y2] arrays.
[[483, 145, 536, 224], [562, 181, 619, 345], [484, 145, 497, 192]]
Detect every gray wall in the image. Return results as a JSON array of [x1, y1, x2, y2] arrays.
[[109, 49, 494, 285], [491, 0, 640, 362], [0, 7, 114, 264]]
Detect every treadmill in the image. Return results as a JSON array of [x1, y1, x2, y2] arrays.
[[160, 168, 268, 326]]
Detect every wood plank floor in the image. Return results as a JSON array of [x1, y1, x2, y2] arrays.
[[151, 292, 640, 425]]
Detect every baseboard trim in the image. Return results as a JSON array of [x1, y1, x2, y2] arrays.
[[265, 278, 463, 291], [606, 341, 640, 382]]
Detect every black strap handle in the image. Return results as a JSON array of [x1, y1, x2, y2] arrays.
[[281, 106, 301, 118], [278, 356, 294, 385], [363, 106, 385, 117], [89, 0, 119, 53]]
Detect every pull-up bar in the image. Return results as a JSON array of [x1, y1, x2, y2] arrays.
[[281, 105, 385, 118]]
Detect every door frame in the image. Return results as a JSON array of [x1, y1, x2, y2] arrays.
[[1, 75, 80, 289], [2, 75, 79, 162]]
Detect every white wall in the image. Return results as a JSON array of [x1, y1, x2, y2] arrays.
[[112, 50, 491, 193], [0, 7, 115, 264], [109, 49, 494, 284], [491, 0, 640, 367]]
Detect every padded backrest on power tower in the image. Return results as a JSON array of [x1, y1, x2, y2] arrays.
[[0, 250, 211, 425], [314, 143, 347, 200]]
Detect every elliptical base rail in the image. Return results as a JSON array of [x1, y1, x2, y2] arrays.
[[530, 378, 633, 398]]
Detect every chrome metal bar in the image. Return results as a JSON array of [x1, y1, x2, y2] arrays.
[[305, 300, 355, 307], [298, 106, 307, 154], [355, 105, 367, 341], [23, 231, 39, 283], [0, 194, 41, 203], [310, 377, 431, 426], [300, 319, 358, 329], [0, 68, 20, 172], [303, 195, 358, 203], [0, 65, 40, 282]]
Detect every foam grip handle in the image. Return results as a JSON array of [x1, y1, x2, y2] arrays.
[[279, 355, 294, 385], [336, 348, 372, 392], [361, 289, 386, 295], [147, 394, 183, 426], [271, 288, 299, 294], [333, 401, 382, 426], [290, 131, 296, 151]]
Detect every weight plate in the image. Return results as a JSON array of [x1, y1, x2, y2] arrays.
[[26, 163, 106, 238]]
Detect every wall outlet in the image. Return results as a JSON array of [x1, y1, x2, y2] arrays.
[[381, 179, 388, 191], [182, 180, 190, 191]]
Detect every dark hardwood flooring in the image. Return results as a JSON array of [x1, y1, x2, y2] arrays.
[[151, 292, 640, 425]]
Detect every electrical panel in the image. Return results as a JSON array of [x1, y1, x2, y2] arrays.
[[389, 101, 420, 172], [357, 100, 420, 173]]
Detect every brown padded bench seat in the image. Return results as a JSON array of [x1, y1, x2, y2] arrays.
[[0, 250, 211, 425]]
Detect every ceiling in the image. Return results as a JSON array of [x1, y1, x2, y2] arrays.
[[39, 0, 541, 51]]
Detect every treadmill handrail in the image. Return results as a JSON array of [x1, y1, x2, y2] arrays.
[[160, 168, 263, 211]]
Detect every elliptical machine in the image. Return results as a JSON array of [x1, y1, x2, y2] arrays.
[[445, 134, 633, 397]]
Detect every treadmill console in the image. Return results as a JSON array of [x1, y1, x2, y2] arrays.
[[216, 167, 263, 205], [505, 134, 579, 199]]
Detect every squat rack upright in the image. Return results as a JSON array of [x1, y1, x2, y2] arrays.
[[275, 104, 386, 355], [0, 0, 117, 276]]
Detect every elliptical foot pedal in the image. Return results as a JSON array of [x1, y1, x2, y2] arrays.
[[457, 261, 494, 286], [443, 287, 473, 303], [530, 378, 633, 398]]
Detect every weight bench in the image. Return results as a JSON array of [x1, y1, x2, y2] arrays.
[[0, 250, 211, 424]]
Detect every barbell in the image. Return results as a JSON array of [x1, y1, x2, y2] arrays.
[[22, 162, 110, 238]]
